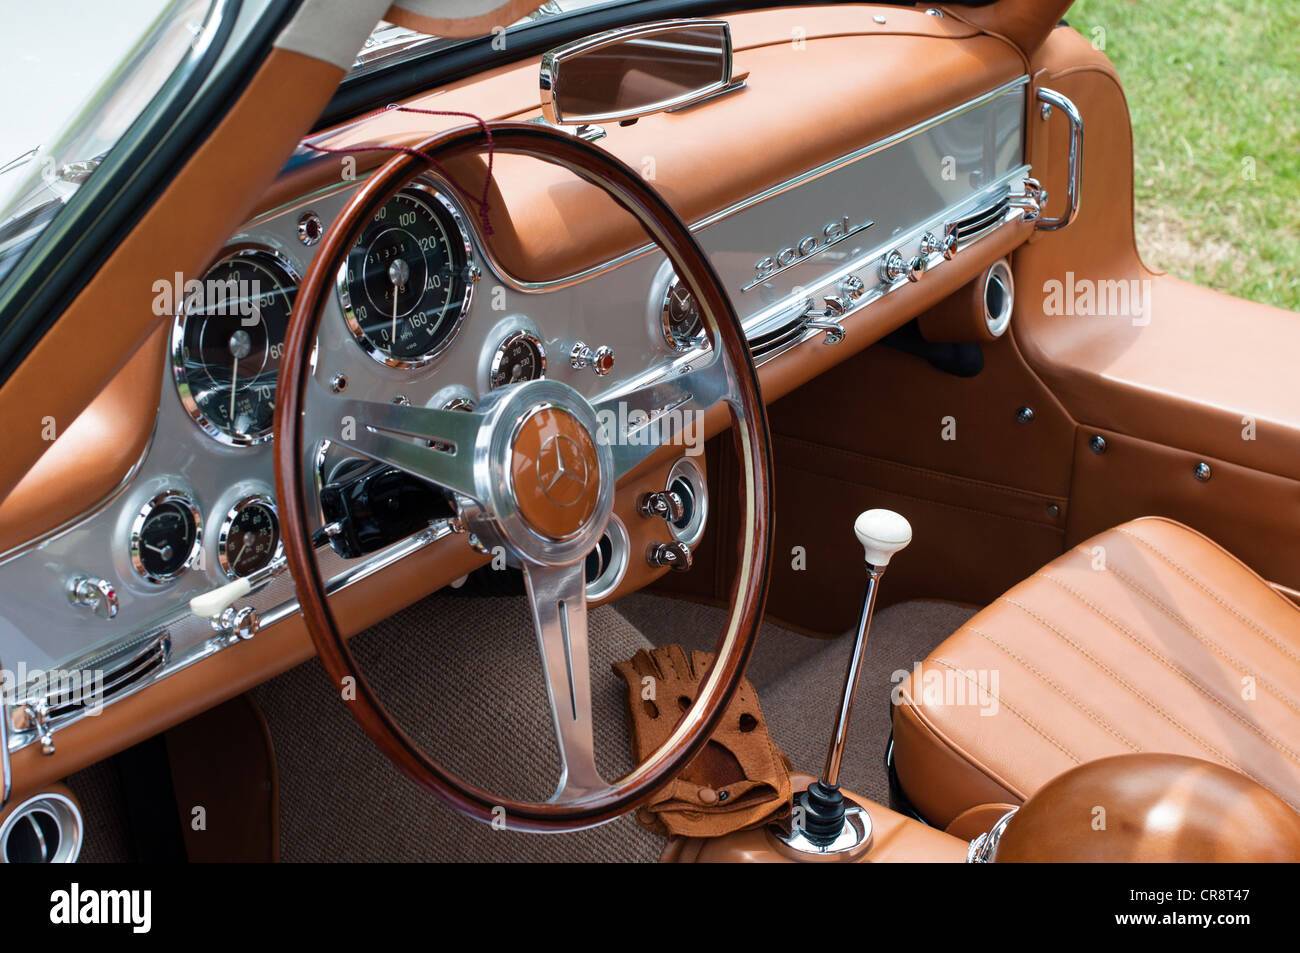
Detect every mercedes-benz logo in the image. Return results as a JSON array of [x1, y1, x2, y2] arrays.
[[536, 433, 589, 505]]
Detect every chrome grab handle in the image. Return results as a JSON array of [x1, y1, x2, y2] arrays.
[[1034, 87, 1083, 231]]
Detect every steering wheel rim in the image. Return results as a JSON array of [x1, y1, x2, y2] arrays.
[[274, 122, 773, 833]]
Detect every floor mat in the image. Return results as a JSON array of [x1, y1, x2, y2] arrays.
[[252, 590, 972, 861]]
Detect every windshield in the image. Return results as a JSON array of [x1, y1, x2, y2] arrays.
[[348, 1, 617, 79], [0, 0, 222, 290]]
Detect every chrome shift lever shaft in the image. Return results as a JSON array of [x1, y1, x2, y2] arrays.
[[777, 509, 912, 856]]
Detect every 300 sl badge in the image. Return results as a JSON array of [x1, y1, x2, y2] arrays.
[[742, 215, 874, 292]]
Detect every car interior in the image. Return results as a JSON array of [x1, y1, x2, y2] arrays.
[[2, 0, 1299, 865]]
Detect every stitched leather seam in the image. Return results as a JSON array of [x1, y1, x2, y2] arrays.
[[1033, 574, 1300, 765], [896, 692, 1028, 802], [997, 593, 1300, 811], [927, 655, 1082, 764], [962, 623, 1141, 751], [1115, 526, 1300, 666], [1098, 558, 1300, 718]]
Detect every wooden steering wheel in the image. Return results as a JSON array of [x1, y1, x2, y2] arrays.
[[274, 123, 773, 832]]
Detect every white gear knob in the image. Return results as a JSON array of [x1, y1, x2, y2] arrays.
[[853, 509, 912, 568]]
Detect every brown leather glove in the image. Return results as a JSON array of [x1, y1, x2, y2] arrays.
[[612, 644, 792, 838]]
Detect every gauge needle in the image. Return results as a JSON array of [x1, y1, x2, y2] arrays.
[[227, 329, 252, 430], [388, 258, 409, 348], [233, 537, 250, 569], [145, 542, 173, 559]]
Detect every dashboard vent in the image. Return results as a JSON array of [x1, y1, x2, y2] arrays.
[[948, 191, 1011, 249], [20, 632, 170, 722], [748, 308, 810, 362]]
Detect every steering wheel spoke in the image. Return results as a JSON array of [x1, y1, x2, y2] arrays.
[[521, 559, 605, 802], [595, 353, 730, 478], [329, 397, 484, 500]]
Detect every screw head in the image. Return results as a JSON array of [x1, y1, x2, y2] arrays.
[[1016, 406, 1035, 424], [1041, 103, 1054, 121], [330, 373, 347, 393], [1089, 434, 1107, 454], [1047, 503, 1061, 518], [1194, 461, 1212, 482]]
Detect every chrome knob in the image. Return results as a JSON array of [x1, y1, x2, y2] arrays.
[[840, 275, 866, 300], [212, 605, 261, 644], [920, 231, 956, 261], [881, 250, 924, 283], [639, 490, 686, 522], [67, 576, 118, 620], [647, 540, 693, 572], [570, 341, 615, 376]]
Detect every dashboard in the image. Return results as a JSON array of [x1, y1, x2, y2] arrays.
[[0, 17, 1032, 768]]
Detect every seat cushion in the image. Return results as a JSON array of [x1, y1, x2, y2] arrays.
[[892, 516, 1300, 829]]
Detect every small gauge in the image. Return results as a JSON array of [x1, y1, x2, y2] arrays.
[[218, 495, 282, 579], [661, 274, 705, 351], [131, 491, 203, 583], [489, 331, 547, 389]]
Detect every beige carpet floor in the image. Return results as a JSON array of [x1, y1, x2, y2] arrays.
[[246, 590, 974, 862]]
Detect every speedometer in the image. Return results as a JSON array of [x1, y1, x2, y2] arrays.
[[337, 183, 476, 368], [172, 247, 297, 446]]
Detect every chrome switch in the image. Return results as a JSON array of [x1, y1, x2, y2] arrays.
[[67, 576, 118, 620]]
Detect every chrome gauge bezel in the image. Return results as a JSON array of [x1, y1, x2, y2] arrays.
[[488, 330, 548, 389], [217, 493, 283, 580], [129, 490, 204, 584], [171, 244, 301, 448], [660, 273, 708, 352], [335, 178, 477, 370], [666, 456, 708, 547]]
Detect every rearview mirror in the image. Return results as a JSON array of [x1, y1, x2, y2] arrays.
[[540, 19, 736, 126]]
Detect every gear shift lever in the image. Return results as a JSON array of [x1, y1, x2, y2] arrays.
[[776, 509, 912, 857]]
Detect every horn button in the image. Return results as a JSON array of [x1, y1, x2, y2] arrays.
[[510, 405, 602, 540]]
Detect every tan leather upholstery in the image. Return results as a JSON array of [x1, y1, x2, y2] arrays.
[[892, 516, 1300, 828]]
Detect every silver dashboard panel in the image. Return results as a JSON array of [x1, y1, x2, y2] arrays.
[[0, 76, 1027, 754]]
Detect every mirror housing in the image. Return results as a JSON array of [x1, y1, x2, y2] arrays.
[[540, 19, 736, 126]]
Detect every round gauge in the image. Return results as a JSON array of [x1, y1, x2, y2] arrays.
[[172, 247, 298, 446], [130, 491, 203, 583], [218, 495, 282, 579], [489, 331, 547, 389], [337, 183, 475, 368], [661, 274, 705, 351]]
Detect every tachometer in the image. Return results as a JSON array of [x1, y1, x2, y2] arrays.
[[172, 247, 297, 446], [337, 183, 475, 368]]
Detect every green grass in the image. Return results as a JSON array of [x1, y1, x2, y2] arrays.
[[1066, 0, 1300, 309]]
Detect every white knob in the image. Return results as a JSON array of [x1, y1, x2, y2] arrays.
[[189, 576, 251, 619], [853, 509, 912, 567]]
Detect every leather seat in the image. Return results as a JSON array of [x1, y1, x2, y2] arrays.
[[892, 516, 1300, 831]]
